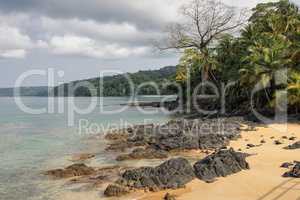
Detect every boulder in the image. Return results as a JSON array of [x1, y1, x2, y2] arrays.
[[152, 135, 199, 151], [117, 158, 195, 190], [116, 147, 168, 161], [198, 134, 231, 150], [284, 141, 300, 149], [282, 163, 300, 178], [104, 184, 130, 197], [44, 163, 95, 179], [193, 148, 249, 181]]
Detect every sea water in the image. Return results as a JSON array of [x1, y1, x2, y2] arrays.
[[0, 97, 172, 200]]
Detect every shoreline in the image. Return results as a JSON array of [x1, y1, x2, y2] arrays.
[[43, 117, 300, 200]]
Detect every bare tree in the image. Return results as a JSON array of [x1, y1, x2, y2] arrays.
[[157, 0, 247, 81], [160, 0, 246, 51]]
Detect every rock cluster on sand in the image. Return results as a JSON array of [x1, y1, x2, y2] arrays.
[[44, 163, 95, 179], [193, 148, 249, 181], [118, 157, 195, 190], [282, 162, 300, 178], [104, 148, 249, 197], [116, 147, 168, 161], [105, 118, 241, 154], [284, 141, 300, 149], [104, 158, 195, 196]]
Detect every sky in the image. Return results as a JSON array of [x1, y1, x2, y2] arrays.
[[0, 0, 298, 87]]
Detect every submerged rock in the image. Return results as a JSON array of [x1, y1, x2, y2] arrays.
[[116, 147, 168, 161], [284, 141, 300, 149], [283, 163, 300, 178], [117, 158, 195, 191], [70, 153, 95, 162], [193, 148, 249, 181], [44, 163, 95, 179]]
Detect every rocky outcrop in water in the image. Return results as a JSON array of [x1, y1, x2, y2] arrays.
[[193, 148, 249, 181], [44, 163, 96, 179]]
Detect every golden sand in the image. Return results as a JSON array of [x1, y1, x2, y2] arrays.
[[59, 123, 300, 200]]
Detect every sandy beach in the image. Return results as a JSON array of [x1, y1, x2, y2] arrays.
[[137, 123, 300, 200], [54, 122, 300, 200]]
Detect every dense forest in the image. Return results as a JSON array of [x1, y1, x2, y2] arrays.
[[52, 66, 177, 96], [168, 0, 300, 115], [0, 87, 49, 97]]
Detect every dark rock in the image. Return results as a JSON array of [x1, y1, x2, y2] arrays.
[[105, 132, 129, 141], [289, 137, 297, 141], [116, 148, 168, 161], [280, 162, 294, 168], [164, 193, 176, 200], [104, 184, 130, 197], [282, 163, 300, 178], [198, 134, 231, 150], [152, 135, 200, 151], [117, 158, 195, 190], [44, 163, 95, 179], [284, 141, 300, 149], [274, 140, 283, 145], [247, 144, 255, 148], [193, 148, 249, 181], [260, 139, 266, 144], [282, 136, 288, 139]]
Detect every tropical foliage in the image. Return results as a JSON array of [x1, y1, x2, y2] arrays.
[[175, 0, 300, 114]]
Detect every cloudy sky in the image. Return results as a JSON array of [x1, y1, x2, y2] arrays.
[[0, 0, 298, 87]]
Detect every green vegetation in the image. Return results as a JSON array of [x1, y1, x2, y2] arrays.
[[174, 0, 300, 114], [53, 66, 177, 96], [0, 87, 49, 97]]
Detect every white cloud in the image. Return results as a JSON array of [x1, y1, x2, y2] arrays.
[[0, 24, 33, 58], [49, 35, 149, 59], [41, 17, 164, 45]]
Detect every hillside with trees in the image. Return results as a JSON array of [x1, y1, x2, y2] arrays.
[[52, 66, 177, 96]]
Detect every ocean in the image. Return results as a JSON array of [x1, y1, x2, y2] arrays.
[[0, 97, 173, 200]]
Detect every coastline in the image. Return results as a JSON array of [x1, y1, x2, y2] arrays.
[[43, 116, 300, 200]]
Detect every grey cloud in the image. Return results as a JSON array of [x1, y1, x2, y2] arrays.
[[0, 0, 178, 31]]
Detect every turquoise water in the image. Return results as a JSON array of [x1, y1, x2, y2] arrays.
[[0, 97, 172, 200]]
